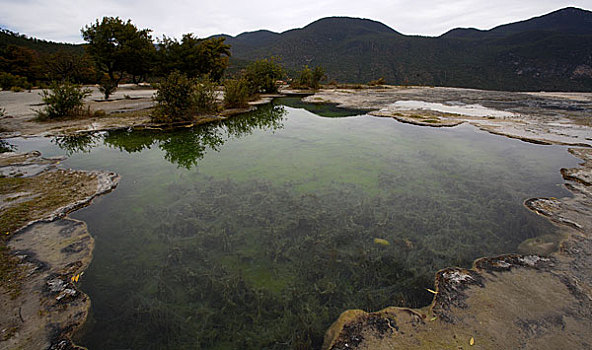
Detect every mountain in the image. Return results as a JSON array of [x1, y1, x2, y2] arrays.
[[220, 7, 592, 91], [0, 29, 83, 54], [443, 7, 592, 39]]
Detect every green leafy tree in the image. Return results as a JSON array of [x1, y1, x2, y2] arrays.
[[293, 65, 325, 89], [152, 71, 195, 123], [0, 72, 28, 90], [244, 58, 284, 94], [156, 34, 230, 80], [37, 81, 91, 119], [0, 45, 42, 83], [81, 17, 155, 98], [45, 50, 96, 83], [197, 37, 231, 81], [152, 72, 219, 123], [223, 77, 250, 108], [193, 76, 219, 114]]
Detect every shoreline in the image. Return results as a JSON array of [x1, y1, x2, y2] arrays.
[[0, 152, 119, 349], [1, 85, 591, 349]]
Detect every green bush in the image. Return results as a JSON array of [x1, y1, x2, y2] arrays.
[[37, 81, 92, 120], [152, 72, 195, 123], [0, 72, 28, 91], [292, 66, 325, 89], [193, 76, 218, 114], [244, 58, 284, 94], [152, 72, 219, 123], [223, 78, 250, 108]]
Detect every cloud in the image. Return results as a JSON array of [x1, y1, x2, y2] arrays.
[[0, 0, 590, 43]]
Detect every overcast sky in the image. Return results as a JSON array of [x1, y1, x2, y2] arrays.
[[0, 0, 590, 43]]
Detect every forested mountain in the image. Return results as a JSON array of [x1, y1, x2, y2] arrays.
[[1, 7, 591, 91], [220, 7, 592, 91], [0, 29, 83, 54]]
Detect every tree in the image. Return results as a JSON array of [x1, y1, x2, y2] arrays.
[[197, 37, 231, 81], [151, 72, 219, 123], [156, 34, 230, 80], [0, 44, 42, 82], [81, 17, 155, 98], [293, 65, 325, 89], [223, 77, 250, 108], [152, 71, 195, 123], [244, 58, 284, 94], [45, 50, 96, 83]]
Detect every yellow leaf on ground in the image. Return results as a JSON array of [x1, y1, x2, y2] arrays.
[[470, 337, 475, 346], [373, 238, 390, 246]]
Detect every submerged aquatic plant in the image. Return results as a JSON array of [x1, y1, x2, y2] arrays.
[[81, 174, 556, 349], [71, 99, 567, 350]]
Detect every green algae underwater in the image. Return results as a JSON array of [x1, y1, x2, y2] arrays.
[[8, 98, 579, 349]]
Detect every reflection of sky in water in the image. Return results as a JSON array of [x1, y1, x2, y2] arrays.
[[385, 100, 517, 117], [6, 99, 580, 350]]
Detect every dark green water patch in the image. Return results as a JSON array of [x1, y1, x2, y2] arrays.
[[275, 97, 366, 117], [6, 101, 579, 349]]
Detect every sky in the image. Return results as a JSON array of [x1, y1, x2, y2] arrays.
[[0, 0, 591, 43]]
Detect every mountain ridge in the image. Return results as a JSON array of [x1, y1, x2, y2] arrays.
[[218, 7, 592, 91], [2, 7, 591, 91]]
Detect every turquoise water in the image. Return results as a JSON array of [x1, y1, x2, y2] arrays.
[[7, 99, 578, 349]]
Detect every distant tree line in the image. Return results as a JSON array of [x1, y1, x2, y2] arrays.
[[2, 17, 328, 123], [0, 18, 234, 96]]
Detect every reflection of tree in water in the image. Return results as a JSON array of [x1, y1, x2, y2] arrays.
[[102, 129, 156, 153], [53, 104, 286, 168], [52, 133, 101, 155], [224, 103, 285, 138], [158, 123, 225, 169]]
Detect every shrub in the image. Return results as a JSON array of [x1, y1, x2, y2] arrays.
[[244, 58, 284, 94], [37, 81, 92, 120], [0, 72, 28, 91], [152, 72, 218, 123], [292, 66, 325, 90], [152, 72, 195, 123], [223, 78, 250, 108], [193, 76, 218, 114]]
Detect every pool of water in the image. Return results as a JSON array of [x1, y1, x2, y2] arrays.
[[7, 98, 578, 349]]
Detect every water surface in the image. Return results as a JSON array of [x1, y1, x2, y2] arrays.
[[7, 99, 578, 349]]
